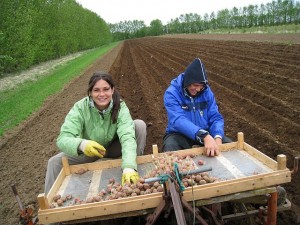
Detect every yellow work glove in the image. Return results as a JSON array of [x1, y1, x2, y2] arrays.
[[122, 168, 139, 185], [79, 140, 106, 158]]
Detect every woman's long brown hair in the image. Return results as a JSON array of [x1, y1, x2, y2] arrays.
[[88, 71, 121, 123]]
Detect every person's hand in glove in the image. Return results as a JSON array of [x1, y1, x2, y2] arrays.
[[122, 168, 139, 185], [79, 140, 106, 158]]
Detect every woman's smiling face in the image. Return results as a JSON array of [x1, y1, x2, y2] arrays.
[[90, 79, 114, 110]]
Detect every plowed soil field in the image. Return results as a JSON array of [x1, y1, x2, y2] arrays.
[[0, 34, 299, 225]]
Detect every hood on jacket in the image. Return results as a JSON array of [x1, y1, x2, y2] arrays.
[[183, 58, 208, 88]]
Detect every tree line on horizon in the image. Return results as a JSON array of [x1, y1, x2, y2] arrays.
[[110, 0, 300, 40], [0, 0, 299, 75]]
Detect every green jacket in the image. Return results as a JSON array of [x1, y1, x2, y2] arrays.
[[56, 96, 137, 170]]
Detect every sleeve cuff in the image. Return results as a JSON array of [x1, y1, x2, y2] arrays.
[[123, 168, 135, 174], [214, 135, 222, 139]]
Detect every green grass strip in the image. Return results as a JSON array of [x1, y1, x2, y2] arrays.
[[0, 42, 119, 136]]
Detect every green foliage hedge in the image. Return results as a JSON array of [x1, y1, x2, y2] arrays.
[[0, 0, 112, 75], [0, 42, 118, 137]]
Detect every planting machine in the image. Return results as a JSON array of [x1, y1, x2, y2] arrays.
[[34, 132, 298, 225]]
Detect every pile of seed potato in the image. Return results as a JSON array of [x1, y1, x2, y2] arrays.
[[51, 152, 217, 207], [151, 152, 217, 187]]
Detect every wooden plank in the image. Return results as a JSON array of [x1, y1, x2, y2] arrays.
[[195, 187, 277, 206], [168, 147, 204, 155], [46, 169, 66, 205], [183, 169, 291, 201], [62, 157, 70, 176], [192, 142, 237, 153], [69, 159, 122, 173], [37, 194, 49, 210], [152, 144, 159, 155], [68, 155, 154, 175], [218, 142, 237, 151], [277, 154, 287, 170], [243, 142, 277, 170], [137, 154, 155, 164], [237, 132, 244, 149], [62, 208, 153, 224], [86, 170, 102, 199], [38, 193, 163, 224]]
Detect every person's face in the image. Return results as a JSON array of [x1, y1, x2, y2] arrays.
[[90, 79, 114, 110], [186, 83, 205, 96]]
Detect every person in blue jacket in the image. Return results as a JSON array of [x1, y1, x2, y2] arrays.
[[163, 58, 231, 156]]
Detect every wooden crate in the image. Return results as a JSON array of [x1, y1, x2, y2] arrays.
[[37, 132, 291, 224]]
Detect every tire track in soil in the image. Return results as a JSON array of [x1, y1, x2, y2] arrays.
[[209, 68, 299, 123], [161, 37, 300, 72], [127, 41, 169, 93], [213, 79, 299, 155], [110, 42, 148, 120], [205, 59, 299, 122], [153, 38, 300, 87], [110, 41, 166, 153], [134, 38, 299, 125], [167, 39, 299, 123], [157, 38, 300, 96], [124, 40, 169, 152]]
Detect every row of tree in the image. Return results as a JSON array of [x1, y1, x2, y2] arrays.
[[110, 0, 300, 40], [0, 0, 112, 74], [1, 0, 299, 75]]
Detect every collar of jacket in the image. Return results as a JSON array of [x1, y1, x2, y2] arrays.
[[89, 96, 113, 115], [183, 88, 192, 98], [183, 86, 207, 98]]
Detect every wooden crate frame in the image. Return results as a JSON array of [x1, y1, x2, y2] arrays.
[[37, 132, 291, 224]]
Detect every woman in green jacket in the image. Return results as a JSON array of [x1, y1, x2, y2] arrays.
[[44, 71, 147, 194]]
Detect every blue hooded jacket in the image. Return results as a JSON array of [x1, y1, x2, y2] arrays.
[[164, 58, 224, 141]]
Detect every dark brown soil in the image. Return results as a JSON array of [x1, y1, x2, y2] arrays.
[[0, 33, 299, 225]]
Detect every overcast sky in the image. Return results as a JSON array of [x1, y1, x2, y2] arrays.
[[75, 0, 273, 25]]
